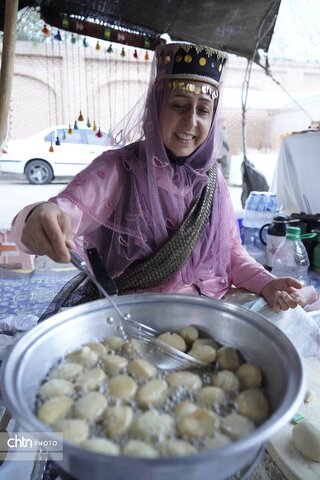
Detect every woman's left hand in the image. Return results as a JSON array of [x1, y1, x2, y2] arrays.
[[261, 277, 306, 312]]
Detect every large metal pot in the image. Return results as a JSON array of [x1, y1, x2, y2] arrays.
[[1, 294, 305, 480]]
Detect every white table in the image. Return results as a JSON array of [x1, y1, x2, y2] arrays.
[[271, 131, 320, 213]]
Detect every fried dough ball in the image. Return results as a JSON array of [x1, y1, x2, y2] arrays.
[[221, 413, 255, 440], [235, 388, 270, 424], [75, 368, 106, 391], [179, 326, 199, 345], [123, 440, 159, 458], [49, 362, 83, 381], [192, 338, 219, 350], [167, 371, 202, 391], [177, 408, 220, 438], [136, 379, 168, 409], [66, 346, 98, 368], [74, 391, 107, 421], [101, 354, 128, 375], [128, 359, 157, 381], [159, 439, 197, 457], [212, 370, 240, 393], [37, 396, 73, 425], [38, 379, 74, 399], [173, 401, 198, 421], [121, 339, 143, 358], [81, 437, 120, 455], [203, 432, 232, 451], [108, 375, 137, 401], [157, 332, 187, 352], [103, 336, 127, 352], [53, 419, 89, 444], [104, 406, 134, 438], [236, 363, 262, 389], [131, 411, 174, 442], [216, 346, 240, 372], [85, 342, 107, 357], [196, 386, 225, 408], [188, 344, 216, 364]]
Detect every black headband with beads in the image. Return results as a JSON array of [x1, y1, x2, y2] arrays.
[[156, 43, 227, 87]]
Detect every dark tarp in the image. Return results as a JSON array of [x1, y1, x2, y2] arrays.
[[0, 0, 281, 59]]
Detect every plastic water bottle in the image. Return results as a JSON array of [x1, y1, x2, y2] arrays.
[[271, 226, 310, 285]]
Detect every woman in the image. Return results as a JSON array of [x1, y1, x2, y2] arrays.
[[12, 42, 308, 313]]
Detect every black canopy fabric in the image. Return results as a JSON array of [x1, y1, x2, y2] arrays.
[[0, 0, 281, 59]]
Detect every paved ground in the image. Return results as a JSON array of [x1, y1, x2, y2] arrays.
[[0, 173, 243, 229]]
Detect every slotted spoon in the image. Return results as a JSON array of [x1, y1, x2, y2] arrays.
[[69, 248, 209, 370]]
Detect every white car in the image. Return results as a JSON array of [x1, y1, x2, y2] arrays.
[[0, 125, 111, 184]]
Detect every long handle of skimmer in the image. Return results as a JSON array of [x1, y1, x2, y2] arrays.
[[68, 249, 128, 323]]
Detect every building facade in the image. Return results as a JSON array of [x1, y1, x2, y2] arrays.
[[3, 40, 320, 156]]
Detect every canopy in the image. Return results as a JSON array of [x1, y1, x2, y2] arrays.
[[0, 0, 281, 59]]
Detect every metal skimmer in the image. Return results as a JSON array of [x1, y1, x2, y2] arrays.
[[69, 248, 208, 370]]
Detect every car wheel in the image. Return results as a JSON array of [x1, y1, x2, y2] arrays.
[[25, 159, 54, 185]]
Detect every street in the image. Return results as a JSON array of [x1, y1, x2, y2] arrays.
[[0, 173, 243, 230], [0, 174, 69, 229]]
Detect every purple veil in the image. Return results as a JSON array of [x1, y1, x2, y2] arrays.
[[53, 43, 240, 296]]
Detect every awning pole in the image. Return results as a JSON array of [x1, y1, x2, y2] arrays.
[[0, 0, 19, 148]]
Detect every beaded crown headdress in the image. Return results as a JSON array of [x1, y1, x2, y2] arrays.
[[155, 42, 228, 87]]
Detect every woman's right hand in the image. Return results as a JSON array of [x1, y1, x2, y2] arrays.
[[21, 202, 75, 263]]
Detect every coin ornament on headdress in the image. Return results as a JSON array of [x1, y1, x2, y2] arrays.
[[167, 80, 219, 100], [156, 42, 228, 87]]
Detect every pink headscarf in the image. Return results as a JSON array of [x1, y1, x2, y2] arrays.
[[53, 42, 239, 295]]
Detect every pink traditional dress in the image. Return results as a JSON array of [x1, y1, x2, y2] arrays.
[[12, 42, 274, 318]]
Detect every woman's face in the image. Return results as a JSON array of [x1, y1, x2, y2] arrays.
[[160, 83, 216, 157]]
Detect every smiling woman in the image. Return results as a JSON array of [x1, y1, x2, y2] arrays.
[[160, 82, 216, 158], [11, 41, 315, 316]]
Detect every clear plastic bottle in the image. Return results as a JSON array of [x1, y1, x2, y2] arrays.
[[271, 226, 310, 285]]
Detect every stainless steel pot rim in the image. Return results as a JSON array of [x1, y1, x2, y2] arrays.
[[1, 294, 306, 464]]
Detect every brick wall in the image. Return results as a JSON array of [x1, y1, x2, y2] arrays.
[[3, 41, 320, 155]]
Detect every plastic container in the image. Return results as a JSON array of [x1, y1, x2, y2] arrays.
[[271, 226, 315, 285], [242, 192, 278, 264], [243, 191, 278, 229]]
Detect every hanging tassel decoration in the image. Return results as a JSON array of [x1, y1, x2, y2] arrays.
[[83, 37, 89, 48], [96, 41, 101, 51], [87, 118, 92, 128], [92, 121, 97, 131], [41, 24, 50, 37], [68, 125, 73, 134], [78, 110, 84, 122], [144, 51, 150, 61], [62, 130, 66, 140], [107, 44, 113, 54], [133, 49, 138, 59], [96, 128, 102, 138], [120, 47, 126, 57], [74, 121, 79, 130], [54, 30, 62, 41], [55, 136, 61, 146], [71, 34, 76, 44], [49, 143, 54, 152]]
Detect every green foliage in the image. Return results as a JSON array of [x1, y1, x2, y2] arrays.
[[17, 7, 43, 42], [16, 7, 73, 43]]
